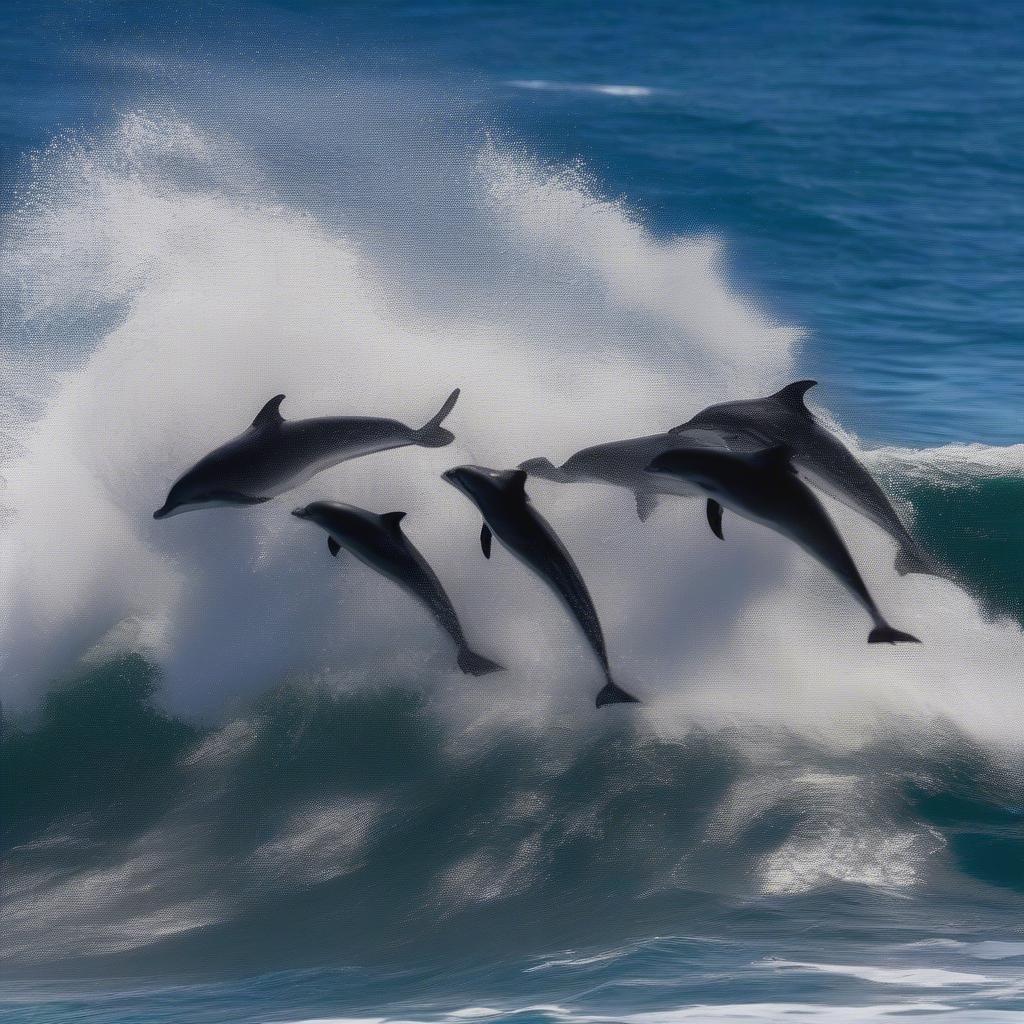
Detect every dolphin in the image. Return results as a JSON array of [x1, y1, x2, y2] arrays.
[[520, 431, 708, 522], [154, 388, 461, 519], [646, 445, 921, 645], [669, 381, 938, 577], [441, 465, 640, 707], [520, 382, 938, 578], [291, 500, 503, 676]]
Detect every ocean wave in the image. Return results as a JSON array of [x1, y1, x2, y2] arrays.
[[868, 441, 1024, 484], [2, 106, 1024, 979], [4, 662, 1024, 974], [1, 109, 1022, 752]]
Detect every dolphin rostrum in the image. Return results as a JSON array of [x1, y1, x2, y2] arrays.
[[520, 431, 708, 523], [155, 388, 461, 519], [442, 465, 640, 707], [646, 445, 921, 645], [291, 500, 503, 676], [669, 381, 938, 576]]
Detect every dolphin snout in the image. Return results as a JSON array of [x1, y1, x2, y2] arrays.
[[291, 506, 309, 519], [153, 504, 172, 520]]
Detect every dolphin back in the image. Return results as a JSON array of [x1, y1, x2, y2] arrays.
[[520, 504, 640, 706], [673, 380, 943, 579]]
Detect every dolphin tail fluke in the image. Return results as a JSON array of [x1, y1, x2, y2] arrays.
[[415, 388, 461, 447], [457, 647, 505, 676], [519, 457, 572, 482], [868, 624, 922, 645], [893, 547, 942, 578], [595, 680, 641, 708]]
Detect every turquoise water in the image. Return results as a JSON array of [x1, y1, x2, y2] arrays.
[[2, 3, 1024, 1022]]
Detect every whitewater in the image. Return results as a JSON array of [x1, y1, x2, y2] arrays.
[[2, 104, 1024, 1021]]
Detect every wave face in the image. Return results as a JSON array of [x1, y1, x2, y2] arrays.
[[2, 108, 1024, 991], [4, 656, 1024, 974]]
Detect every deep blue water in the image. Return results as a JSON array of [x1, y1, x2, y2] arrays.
[[2, 1, 1023, 445], [2, 3, 1024, 1022]]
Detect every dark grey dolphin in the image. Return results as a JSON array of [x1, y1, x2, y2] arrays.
[[520, 382, 937, 578], [291, 500, 503, 676], [441, 465, 640, 707], [154, 389, 461, 518], [520, 431, 707, 522], [670, 381, 938, 576], [647, 446, 921, 645]]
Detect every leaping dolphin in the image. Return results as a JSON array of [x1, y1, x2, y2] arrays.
[[292, 501, 503, 676], [670, 381, 938, 577], [520, 382, 938, 579], [442, 465, 640, 708], [646, 445, 921, 645], [155, 389, 460, 518]]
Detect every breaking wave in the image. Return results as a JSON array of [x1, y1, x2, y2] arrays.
[[1, 108, 1023, 977]]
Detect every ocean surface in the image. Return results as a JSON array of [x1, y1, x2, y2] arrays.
[[2, 2, 1023, 1022]]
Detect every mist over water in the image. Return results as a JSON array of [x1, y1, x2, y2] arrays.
[[2, 8, 1024, 1021]]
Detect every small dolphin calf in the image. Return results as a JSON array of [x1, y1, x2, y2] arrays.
[[647, 446, 921, 645], [520, 432, 707, 522], [155, 389, 460, 518], [292, 501, 503, 676], [442, 465, 640, 707], [670, 381, 938, 576]]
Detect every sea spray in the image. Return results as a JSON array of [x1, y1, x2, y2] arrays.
[[0, 112, 1022, 749]]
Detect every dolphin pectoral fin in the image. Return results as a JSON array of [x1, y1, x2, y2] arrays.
[[706, 499, 724, 540], [635, 490, 658, 522], [480, 522, 493, 559], [328, 537, 341, 557], [251, 394, 286, 430]]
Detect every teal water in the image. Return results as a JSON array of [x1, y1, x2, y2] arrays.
[[2, 2, 1024, 1022]]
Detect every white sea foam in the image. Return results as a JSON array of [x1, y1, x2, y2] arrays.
[[274, 1002, 1024, 1024], [867, 441, 1024, 483], [0, 109, 1022, 770], [765, 959, 993, 988], [507, 80, 658, 97]]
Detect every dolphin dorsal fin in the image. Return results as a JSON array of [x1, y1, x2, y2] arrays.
[[752, 444, 796, 473], [381, 511, 407, 531], [504, 469, 528, 497], [770, 380, 817, 416], [252, 394, 286, 430]]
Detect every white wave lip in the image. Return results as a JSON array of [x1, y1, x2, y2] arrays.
[[508, 80, 659, 97], [765, 959, 993, 988], [0, 107, 1022, 769]]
